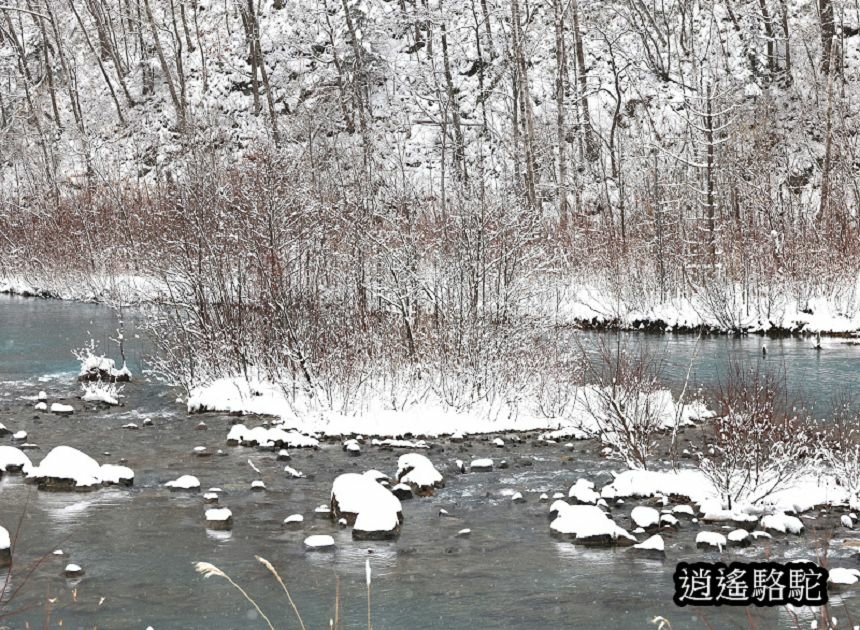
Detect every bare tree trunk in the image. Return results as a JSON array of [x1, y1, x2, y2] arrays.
[[570, 0, 597, 161], [439, 1, 466, 182], [142, 0, 185, 127], [68, 0, 126, 124], [820, 0, 835, 75], [705, 83, 716, 266], [553, 0, 568, 226], [511, 0, 537, 207]]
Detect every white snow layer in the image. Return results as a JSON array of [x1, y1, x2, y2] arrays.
[[396, 454, 443, 490], [0, 446, 32, 473], [226, 424, 319, 448], [188, 376, 708, 438], [27, 446, 133, 488], [205, 508, 232, 521], [550, 504, 636, 543], [165, 475, 201, 490], [331, 473, 402, 523], [633, 534, 665, 551]]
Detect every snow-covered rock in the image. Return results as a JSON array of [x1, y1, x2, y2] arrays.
[[99, 464, 134, 486], [759, 512, 804, 535], [696, 531, 727, 550], [829, 568, 860, 586], [371, 438, 429, 449], [165, 475, 201, 491], [226, 424, 319, 449], [251, 480, 266, 491], [331, 473, 402, 540], [64, 563, 85, 578], [493, 437, 505, 448], [343, 439, 361, 456], [396, 453, 444, 496], [34, 402, 47, 412], [0, 526, 10, 568], [203, 492, 219, 504], [0, 446, 32, 474], [304, 535, 335, 550], [550, 504, 636, 546], [672, 505, 695, 517], [205, 508, 233, 530], [27, 446, 132, 490], [632, 534, 665, 557], [727, 529, 751, 547], [659, 513, 679, 528], [283, 514, 304, 528], [50, 403, 74, 415], [470, 458, 494, 473], [12, 431, 26, 442], [77, 349, 132, 382], [457, 528, 471, 537], [630, 506, 660, 530], [511, 491, 525, 503], [842, 514, 854, 529], [568, 479, 600, 505]]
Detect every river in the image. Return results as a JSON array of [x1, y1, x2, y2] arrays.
[[1, 294, 859, 629]]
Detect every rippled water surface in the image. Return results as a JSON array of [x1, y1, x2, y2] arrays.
[[2, 295, 859, 629]]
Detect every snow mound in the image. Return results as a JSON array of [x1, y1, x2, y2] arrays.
[[633, 534, 665, 552], [27, 446, 132, 490], [829, 568, 860, 585], [304, 535, 335, 550], [601, 469, 715, 503], [759, 512, 804, 535], [226, 424, 319, 449], [470, 458, 494, 472], [165, 475, 201, 491], [99, 464, 134, 485], [696, 531, 727, 550], [568, 479, 600, 505], [331, 473, 402, 539], [205, 508, 233, 530], [550, 504, 636, 546], [396, 453, 444, 495], [371, 438, 429, 449], [631, 506, 660, 529], [0, 446, 32, 473]]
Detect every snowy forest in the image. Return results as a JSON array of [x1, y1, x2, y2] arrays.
[[4, 1, 860, 627], [3, 0, 860, 396]]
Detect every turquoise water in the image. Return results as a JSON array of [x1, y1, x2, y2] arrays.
[[1, 295, 859, 629]]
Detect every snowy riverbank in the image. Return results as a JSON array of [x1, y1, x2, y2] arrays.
[[186, 374, 712, 438], [6, 271, 860, 336]]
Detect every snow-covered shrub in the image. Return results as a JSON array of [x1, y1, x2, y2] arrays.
[[696, 362, 812, 509], [74, 342, 132, 382], [81, 381, 122, 406], [816, 396, 860, 506], [577, 339, 669, 470]]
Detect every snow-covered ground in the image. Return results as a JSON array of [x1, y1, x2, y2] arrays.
[[189, 374, 710, 438]]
